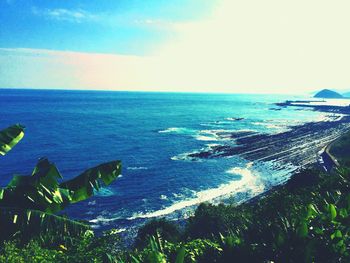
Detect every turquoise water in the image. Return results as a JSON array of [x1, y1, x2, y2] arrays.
[[0, 89, 327, 232]]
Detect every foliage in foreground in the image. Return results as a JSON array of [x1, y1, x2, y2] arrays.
[[0, 124, 121, 243], [2, 166, 350, 262], [0, 229, 123, 263], [122, 167, 350, 263]]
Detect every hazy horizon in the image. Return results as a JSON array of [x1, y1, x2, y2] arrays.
[[1, 0, 350, 94], [0, 86, 322, 96]]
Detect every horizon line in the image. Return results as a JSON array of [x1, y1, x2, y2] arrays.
[[0, 87, 313, 96]]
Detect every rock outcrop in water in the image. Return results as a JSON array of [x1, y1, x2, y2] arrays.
[[189, 117, 350, 167], [181, 104, 350, 173], [314, 89, 343, 99]]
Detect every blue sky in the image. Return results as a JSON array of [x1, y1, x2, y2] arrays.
[[1, 0, 350, 93], [0, 0, 216, 55]]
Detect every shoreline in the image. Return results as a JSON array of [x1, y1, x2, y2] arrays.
[[139, 101, 350, 219], [118, 100, 350, 246], [188, 115, 350, 170], [184, 101, 350, 209], [239, 101, 350, 205], [128, 101, 350, 230]]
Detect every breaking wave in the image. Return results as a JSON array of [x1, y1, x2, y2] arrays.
[[128, 163, 264, 220]]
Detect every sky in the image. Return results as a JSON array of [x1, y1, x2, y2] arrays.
[[1, 0, 350, 94]]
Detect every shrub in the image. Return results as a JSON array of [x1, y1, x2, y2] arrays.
[[135, 218, 181, 249]]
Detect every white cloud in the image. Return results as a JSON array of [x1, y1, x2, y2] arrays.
[[31, 7, 98, 23], [30, 6, 175, 31]]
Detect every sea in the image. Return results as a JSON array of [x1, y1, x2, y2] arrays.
[[0, 89, 331, 235]]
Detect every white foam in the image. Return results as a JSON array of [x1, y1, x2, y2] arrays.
[[195, 129, 235, 141], [173, 193, 183, 198], [200, 129, 231, 134], [159, 127, 180, 133], [195, 135, 218, 141], [160, 194, 168, 200], [314, 113, 345, 122], [89, 215, 119, 224], [292, 99, 350, 107], [127, 166, 148, 170], [171, 152, 200, 161], [159, 127, 193, 134], [251, 121, 290, 133], [206, 143, 222, 147], [128, 163, 264, 220], [234, 129, 257, 133]]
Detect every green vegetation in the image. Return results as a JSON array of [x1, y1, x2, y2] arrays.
[[0, 124, 24, 156], [0, 124, 122, 253], [134, 218, 182, 249], [329, 130, 350, 166], [121, 167, 350, 262], [1, 124, 350, 262]]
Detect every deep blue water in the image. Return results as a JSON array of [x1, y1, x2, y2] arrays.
[[0, 89, 327, 233]]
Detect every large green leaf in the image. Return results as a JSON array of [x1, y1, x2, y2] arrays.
[[0, 206, 89, 243], [0, 158, 121, 214], [60, 160, 122, 203], [0, 159, 70, 213], [0, 124, 25, 156]]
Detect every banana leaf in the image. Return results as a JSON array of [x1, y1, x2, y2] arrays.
[[0, 158, 70, 213], [0, 206, 89, 243], [0, 158, 122, 213], [0, 124, 25, 156], [0, 124, 122, 242], [60, 160, 122, 203]]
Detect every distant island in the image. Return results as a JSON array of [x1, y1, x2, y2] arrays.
[[314, 89, 343, 98]]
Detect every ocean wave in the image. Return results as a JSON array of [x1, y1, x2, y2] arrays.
[[160, 194, 168, 200], [127, 166, 148, 170], [200, 129, 231, 134], [171, 143, 227, 161], [89, 215, 120, 224], [195, 129, 233, 141], [199, 122, 221, 127], [171, 152, 202, 161], [128, 163, 264, 220], [314, 113, 346, 122], [205, 143, 222, 147], [195, 135, 218, 141], [89, 215, 126, 231], [158, 127, 195, 134], [251, 122, 291, 133]]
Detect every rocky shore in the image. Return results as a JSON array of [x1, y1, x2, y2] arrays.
[[187, 101, 350, 171]]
